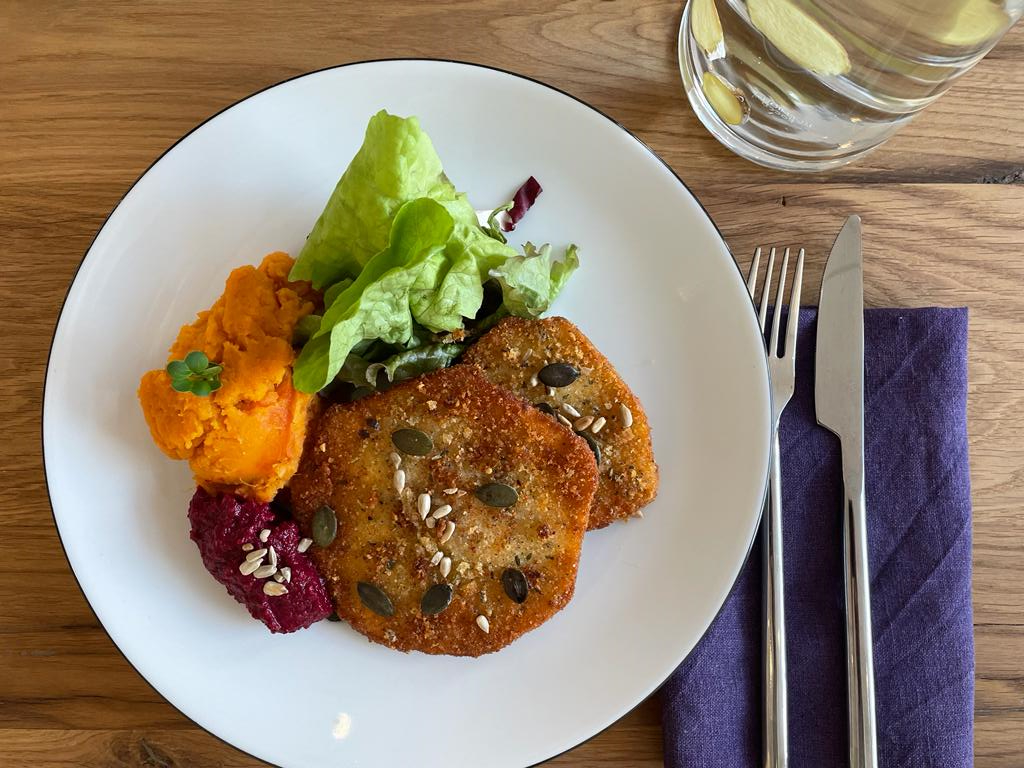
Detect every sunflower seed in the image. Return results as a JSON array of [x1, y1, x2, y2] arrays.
[[297, 537, 313, 553], [430, 550, 444, 566], [357, 582, 395, 617], [263, 581, 288, 596], [258, 528, 271, 543], [573, 416, 594, 431], [273, 572, 285, 583], [431, 504, 453, 519], [280, 566, 292, 583], [439, 556, 452, 578], [576, 431, 602, 465], [538, 362, 580, 388], [245, 548, 268, 563], [417, 493, 432, 520], [590, 416, 607, 434], [312, 506, 338, 547], [475, 615, 490, 633], [241, 543, 254, 552], [391, 428, 433, 456], [439, 520, 456, 544], [443, 487, 459, 495], [267, 546, 278, 568], [426, 516, 436, 529], [618, 403, 634, 428], [556, 413, 572, 428], [421, 583, 453, 615], [475, 482, 518, 508], [389, 451, 402, 469], [561, 403, 581, 418], [502, 567, 530, 604], [546, 386, 556, 397], [238, 558, 263, 576], [253, 564, 277, 579], [393, 468, 406, 493]]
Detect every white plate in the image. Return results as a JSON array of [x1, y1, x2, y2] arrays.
[[44, 60, 770, 768]]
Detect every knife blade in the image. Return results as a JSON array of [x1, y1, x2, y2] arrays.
[[815, 215, 878, 768]]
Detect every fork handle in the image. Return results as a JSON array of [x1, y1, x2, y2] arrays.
[[842, 483, 878, 768], [762, 431, 788, 768]]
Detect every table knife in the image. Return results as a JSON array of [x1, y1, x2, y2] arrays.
[[815, 215, 878, 768]]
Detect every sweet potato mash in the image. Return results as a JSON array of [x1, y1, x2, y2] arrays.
[[138, 252, 320, 501]]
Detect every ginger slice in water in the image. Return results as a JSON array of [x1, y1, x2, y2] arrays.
[[934, 0, 1008, 46], [692, 0, 725, 55], [748, 0, 851, 76], [701, 72, 745, 125]]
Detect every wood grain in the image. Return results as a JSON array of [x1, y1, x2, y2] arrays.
[[1, 2, 1021, 767]]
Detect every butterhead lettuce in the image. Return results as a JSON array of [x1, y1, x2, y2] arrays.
[[290, 111, 578, 394]]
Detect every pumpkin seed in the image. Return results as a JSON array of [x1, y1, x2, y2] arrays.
[[391, 428, 433, 456], [534, 402, 555, 416], [357, 582, 395, 617], [327, 611, 341, 622], [421, 583, 453, 615], [538, 362, 579, 388], [576, 431, 602, 465], [312, 505, 338, 547], [475, 482, 519, 508], [502, 567, 530, 604]]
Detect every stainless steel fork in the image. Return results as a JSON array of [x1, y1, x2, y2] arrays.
[[747, 246, 805, 768]]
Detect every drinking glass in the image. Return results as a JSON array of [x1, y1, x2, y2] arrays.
[[678, 0, 1023, 171]]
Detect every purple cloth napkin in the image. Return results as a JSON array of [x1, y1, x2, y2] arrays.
[[662, 308, 973, 768]]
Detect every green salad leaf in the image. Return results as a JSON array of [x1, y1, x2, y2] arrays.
[[291, 111, 467, 289], [292, 198, 456, 392], [289, 111, 579, 394], [487, 242, 580, 319], [365, 343, 465, 387]]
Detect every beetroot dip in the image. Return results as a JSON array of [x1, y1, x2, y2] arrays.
[[187, 487, 332, 633]]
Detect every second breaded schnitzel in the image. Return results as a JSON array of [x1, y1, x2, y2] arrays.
[[462, 316, 658, 529], [289, 365, 598, 656]]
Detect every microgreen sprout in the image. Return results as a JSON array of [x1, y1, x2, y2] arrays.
[[166, 350, 222, 396]]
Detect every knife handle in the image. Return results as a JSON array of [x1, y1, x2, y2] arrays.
[[843, 487, 878, 768]]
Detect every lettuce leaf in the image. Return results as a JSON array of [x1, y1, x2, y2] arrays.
[[365, 343, 465, 387], [289, 111, 580, 394], [487, 242, 579, 318], [291, 111, 467, 289], [292, 198, 456, 392]]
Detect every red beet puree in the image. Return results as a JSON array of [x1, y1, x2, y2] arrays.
[[187, 487, 332, 633]]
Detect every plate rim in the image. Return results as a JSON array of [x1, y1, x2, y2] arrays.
[[41, 57, 770, 768]]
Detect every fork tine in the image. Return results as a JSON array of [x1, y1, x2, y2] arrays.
[[769, 248, 790, 357], [746, 247, 761, 299], [784, 248, 805, 359], [758, 247, 775, 333]]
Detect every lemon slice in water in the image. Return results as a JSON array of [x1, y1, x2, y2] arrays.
[[693, 0, 725, 55], [748, 0, 851, 76], [701, 72, 745, 125]]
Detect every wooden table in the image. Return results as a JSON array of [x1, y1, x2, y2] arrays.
[[3, 2, 1022, 766]]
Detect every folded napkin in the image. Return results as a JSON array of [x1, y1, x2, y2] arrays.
[[662, 308, 973, 768]]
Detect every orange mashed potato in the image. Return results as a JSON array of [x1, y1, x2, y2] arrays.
[[138, 252, 320, 501]]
